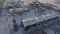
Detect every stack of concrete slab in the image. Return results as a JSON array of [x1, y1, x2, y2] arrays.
[[22, 8, 59, 27]]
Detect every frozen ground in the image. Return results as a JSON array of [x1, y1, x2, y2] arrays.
[[0, 8, 60, 34], [3, 0, 60, 9], [0, 0, 60, 34]]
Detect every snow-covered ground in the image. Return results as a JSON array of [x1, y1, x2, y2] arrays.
[[0, 0, 60, 34], [38, 0, 60, 9], [2, 0, 60, 9]]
